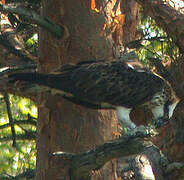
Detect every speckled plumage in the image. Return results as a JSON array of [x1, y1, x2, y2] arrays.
[[9, 60, 180, 129]]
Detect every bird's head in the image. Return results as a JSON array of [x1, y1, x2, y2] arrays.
[[150, 95, 180, 128], [150, 84, 180, 121]]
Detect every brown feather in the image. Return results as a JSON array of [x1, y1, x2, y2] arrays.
[[45, 60, 167, 108], [9, 60, 174, 109]]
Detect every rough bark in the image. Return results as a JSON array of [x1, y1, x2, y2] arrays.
[[121, 0, 139, 46], [35, 0, 136, 179], [121, 146, 166, 180], [51, 136, 155, 180], [34, 0, 140, 179]]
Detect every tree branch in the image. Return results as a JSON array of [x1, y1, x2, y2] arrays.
[[0, 4, 68, 39], [0, 34, 35, 63], [0, 132, 36, 142], [14, 169, 35, 179], [165, 162, 184, 174], [0, 169, 35, 179], [52, 127, 156, 179], [148, 57, 172, 82], [0, 65, 37, 101], [0, 119, 37, 130], [4, 93, 16, 147]]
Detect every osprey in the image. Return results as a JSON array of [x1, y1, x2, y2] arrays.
[[8, 60, 180, 130]]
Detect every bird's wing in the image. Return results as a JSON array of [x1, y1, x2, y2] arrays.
[[9, 60, 165, 109], [47, 61, 165, 108]]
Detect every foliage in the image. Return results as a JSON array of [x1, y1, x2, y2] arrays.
[[0, 95, 36, 178], [0, 0, 39, 177], [136, 10, 180, 68], [25, 33, 38, 56]]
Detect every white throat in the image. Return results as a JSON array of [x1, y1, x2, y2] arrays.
[[151, 99, 180, 119], [151, 105, 164, 119]]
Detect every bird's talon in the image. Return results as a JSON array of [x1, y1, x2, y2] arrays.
[[152, 117, 169, 128]]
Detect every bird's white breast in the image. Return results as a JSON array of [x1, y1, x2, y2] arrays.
[[116, 106, 136, 129]]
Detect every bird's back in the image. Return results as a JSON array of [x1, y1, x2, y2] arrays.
[[9, 60, 166, 109]]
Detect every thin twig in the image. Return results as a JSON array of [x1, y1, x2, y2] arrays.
[[148, 57, 172, 82], [0, 119, 37, 129], [4, 93, 16, 147], [1, 169, 35, 179], [0, 132, 36, 142]]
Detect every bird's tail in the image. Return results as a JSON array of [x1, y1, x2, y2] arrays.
[[9, 72, 49, 86]]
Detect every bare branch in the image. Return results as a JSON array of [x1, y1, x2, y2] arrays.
[[52, 127, 156, 179], [4, 93, 16, 147], [165, 162, 184, 174], [1, 169, 35, 179], [0, 34, 36, 63], [0, 132, 36, 142], [0, 65, 37, 101], [0, 119, 37, 129], [148, 57, 172, 82], [0, 4, 68, 39]]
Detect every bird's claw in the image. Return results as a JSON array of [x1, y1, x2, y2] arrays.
[[152, 117, 169, 129]]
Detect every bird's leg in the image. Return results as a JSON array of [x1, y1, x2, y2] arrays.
[[115, 107, 158, 137], [150, 105, 169, 128], [116, 107, 136, 132], [151, 116, 169, 128]]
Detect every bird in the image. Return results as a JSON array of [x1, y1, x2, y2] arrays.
[[7, 60, 180, 130]]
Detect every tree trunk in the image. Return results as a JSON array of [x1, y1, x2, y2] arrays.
[[35, 0, 139, 179]]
